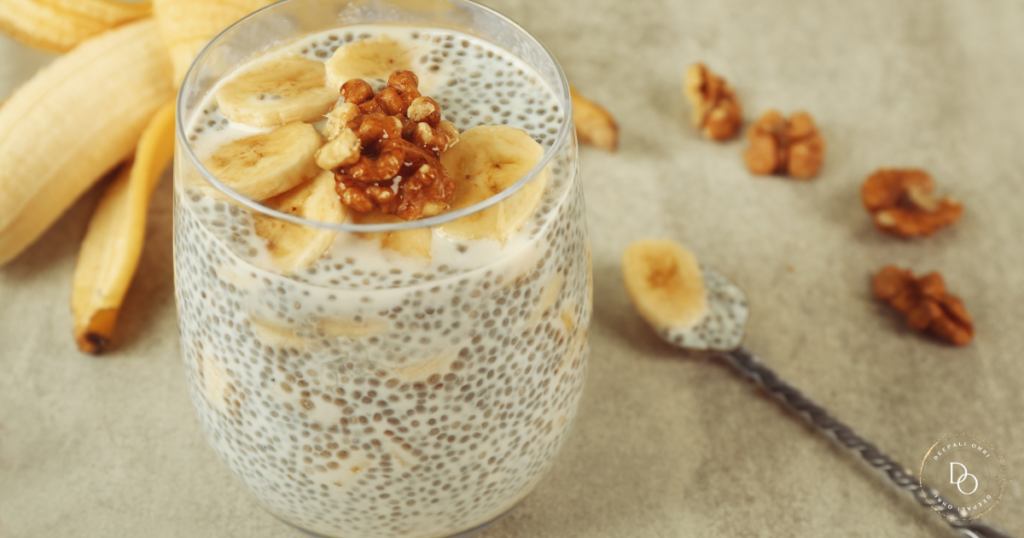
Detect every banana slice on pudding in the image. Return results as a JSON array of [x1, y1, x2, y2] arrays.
[[216, 55, 338, 127], [438, 126, 547, 242], [325, 35, 420, 91], [352, 210, 432, 259], [621, 239, 707, 331], [202, 122, 322, 201], [253, 170, 345, 272]]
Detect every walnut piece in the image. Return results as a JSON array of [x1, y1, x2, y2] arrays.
[[861, 168, 963, 237], [873, 265, 974, 346], [743, 110, 825, 179], [569, 86, 618, 152], [323, 70, 459, 220], [684, 63, 742, 141]]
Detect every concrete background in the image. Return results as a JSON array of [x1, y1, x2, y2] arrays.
[[1, 0, 1022, 536]]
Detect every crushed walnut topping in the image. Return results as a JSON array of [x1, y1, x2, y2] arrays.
[[861, 168, 963, 237], [873, 265, 974, 346], [319, 70, 459, 220], [684, 63, 742, 141], [743, 109, 825, 179]]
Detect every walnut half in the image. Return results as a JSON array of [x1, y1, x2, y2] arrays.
[[861, 169, 963, 237], [684, 63, 742, 141], [873, 265, 974, 346], [570, 86, 618, 152], [743, 109, 826, 179]]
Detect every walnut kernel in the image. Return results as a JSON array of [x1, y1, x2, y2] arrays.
[[743, 109, 825, 179], [684, 63, 742, 141], [322, 70, 458, 220], [861, 169, 963, 237], [569, 86, 618, 152], [873, 265, 974, 346]]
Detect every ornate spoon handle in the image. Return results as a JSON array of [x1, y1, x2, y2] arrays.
[[720, 346, 1013, 538]]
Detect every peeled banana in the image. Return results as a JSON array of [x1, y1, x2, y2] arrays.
[[71, 100, 176, 354], [253, 170, 346, 273], [153, 0, 275, 84], [438, 125, 547, 242], [0, 0, 151, 53], [621, 239, 707, 331], [201, 122, 323, 201], [216, 55, 338, 127], [0, 18, 175, 267]]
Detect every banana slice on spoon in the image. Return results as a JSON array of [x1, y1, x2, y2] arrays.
[[622, 238, 746, 350], [622, 238, 1013, 538]]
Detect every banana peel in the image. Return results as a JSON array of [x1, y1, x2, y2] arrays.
[[0, 18, 175, 267], [0, 0, 151, 53], [71, 100, 176, 354]]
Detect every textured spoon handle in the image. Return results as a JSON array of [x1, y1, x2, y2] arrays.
[[720, 346, 1014, 538]]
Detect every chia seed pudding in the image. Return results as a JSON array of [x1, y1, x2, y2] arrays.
[[173, 24, 591, 538]]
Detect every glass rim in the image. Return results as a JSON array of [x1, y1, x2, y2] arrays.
[[175, 0, 574, 234]]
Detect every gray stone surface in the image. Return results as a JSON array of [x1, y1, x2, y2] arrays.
[[1, 0, 1022, 536]]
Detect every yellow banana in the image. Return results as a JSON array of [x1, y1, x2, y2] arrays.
[[153, 0, 275, 84], [71, 100, 176, 354], [0, 18, 174, 267], [0, 0, 151, 53]]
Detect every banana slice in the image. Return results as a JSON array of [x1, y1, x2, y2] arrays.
[[528, 273, 564, 325], [216, 55, 338, 127], [250, 314, 388, 350], [199, 352, 231, 413], [253, 170, 345, 273], [437, 126, 547, 242], [325, 35, 419, 91], [201, 122, 322, 201], [250, 315, 315, 349], [319, 316, 389, 337], [621, 239, 707, 331], [387, 350, 457, 383], [352, 210, 432, 259]]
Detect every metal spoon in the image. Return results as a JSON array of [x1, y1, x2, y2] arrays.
[[645, 263, 1013, 538]]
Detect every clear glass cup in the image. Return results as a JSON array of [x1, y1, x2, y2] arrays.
[[172, 1, 590, 536]]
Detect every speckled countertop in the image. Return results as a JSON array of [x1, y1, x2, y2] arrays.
[[1, 1, 1022, 536]]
